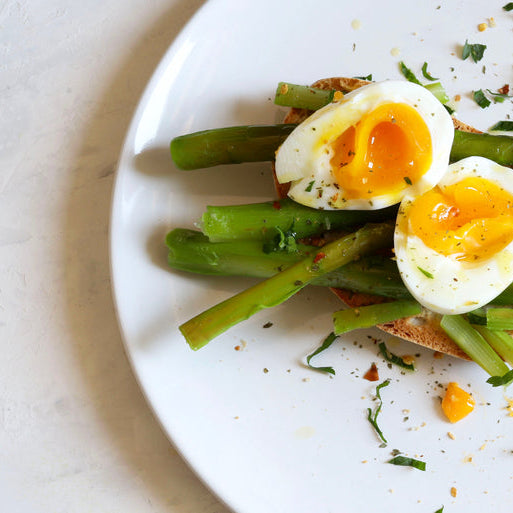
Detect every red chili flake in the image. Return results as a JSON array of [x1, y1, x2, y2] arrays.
[[272, 201, 282, 210], [313, 252, 326, 264], [499, 84, 510, 95], [363, 363, 380, 382]]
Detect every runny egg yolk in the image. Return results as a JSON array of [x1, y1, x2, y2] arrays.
[[409, 176, 513, 262], [329, 102, 433, 199]]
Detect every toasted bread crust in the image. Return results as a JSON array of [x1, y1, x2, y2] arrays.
[[277, 77, 474, 359]]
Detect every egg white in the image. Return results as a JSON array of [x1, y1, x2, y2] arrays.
[[275, 80, 454, 210], [395, 156, 513, 315]]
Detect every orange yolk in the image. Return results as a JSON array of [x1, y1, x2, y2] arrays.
[[442, 382, 475, 423], [409, 176, 513, 262], [330, 102, 433, 199]]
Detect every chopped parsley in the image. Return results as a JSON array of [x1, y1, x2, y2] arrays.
[[417, 266, 434, 279], [306, 332, 338, 375], [486, 368, 513, 387], [473, 89, 491, 108], [379, 342, 415, 371], [399, 61, 422, 85], [421, 62, 438, 81], [388, 455, 426, 471], [503, 2, 513, 11], [490, 120, 513, 132], [434, 508, 444, 513], [305, 180, 315, 192], [353, 74, 373, 81], [367, 379, 390, 445], [462, 40, 487, 63], [403, 176, 412, 185], [262, 224, 298, 253]]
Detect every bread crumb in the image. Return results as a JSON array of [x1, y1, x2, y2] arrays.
[[390, 47, 401, 57], [434, 351, 444, 359], [448, 431, 456, 440], [450, 486, 457, 498], [351, 19, 361, 30], [489, 17, 496, 28], [454, 94, 461, 102], [479, 442, 487, 451], [478, 22, 487, 32]]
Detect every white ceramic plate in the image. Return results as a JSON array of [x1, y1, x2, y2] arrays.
[[110, 1, 513, 511]]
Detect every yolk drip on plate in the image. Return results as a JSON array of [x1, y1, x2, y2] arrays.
[[409, 176, 513, 262], [329, 102, 433, 199]]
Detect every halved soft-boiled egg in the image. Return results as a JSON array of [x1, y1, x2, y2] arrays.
[[275, 80, 454, 210], [395, 156, 513, 315]]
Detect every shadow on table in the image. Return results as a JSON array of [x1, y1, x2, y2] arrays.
[[63, 2, 233, 512]]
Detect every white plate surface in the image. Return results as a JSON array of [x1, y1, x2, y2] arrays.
[[110, 1, 513, 511]]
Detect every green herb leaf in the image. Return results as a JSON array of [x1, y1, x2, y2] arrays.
[[306, 332, 338, 375], [421, 62, 438, 81], [503, 2, 513, 11], [354, 74, 373, 81], [417, 266, 434, 279], [486, 89, 511, 103], [486, 368, 513, 387], [490, 120, 513, 132], [473, 89, 491, 108], [388, 455, 426, 471], [399, 62, 422, 85], [305, 180, 315, 192], [262, 224, 298, 254], [434, 507, 444, 513], [367, 379, 390, 444], [379, 342, 415, 371], [462, 40, 487, 63], [403, 176, 412, 185]]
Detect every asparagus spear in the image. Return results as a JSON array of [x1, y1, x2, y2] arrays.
[[170, 124, 296, 170], [171, 126, 513, 170], [179, 222, 394, 350], [274, 82, 336, 110], [166, 228, 412, 299], [201, 198, 398, 242]]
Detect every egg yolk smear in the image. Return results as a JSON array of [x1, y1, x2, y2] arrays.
[[409, 177, 513, 262], [329, 102, 432, 199]]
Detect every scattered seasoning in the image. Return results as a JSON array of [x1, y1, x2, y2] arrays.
[[262, 322, 273, 329], [388, 455, 426, 471], [404, 176, 413, 185], [263, 368, 269, 374], [367, 379, 391, 444], [363, 363, 380, 381]]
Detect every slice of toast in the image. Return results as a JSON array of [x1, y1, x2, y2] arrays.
[[276, 77, 474, 359]]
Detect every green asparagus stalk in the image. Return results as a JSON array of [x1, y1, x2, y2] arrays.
[[449, 129, 513, 167], [171, 125, 513, 170], [485, 307, 513, 331], [166, 228, 412, 299], [179, 222, 394, 350], [473, 325, 513, 367], [170, 124, 296, 170], [440, 315, 510, 376], [201, 198, 398, 242], [333, 301, 421, 336], [274, 82, 336, 110]]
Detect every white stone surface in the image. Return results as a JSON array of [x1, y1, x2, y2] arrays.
[[1, 1, 231, 511]]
